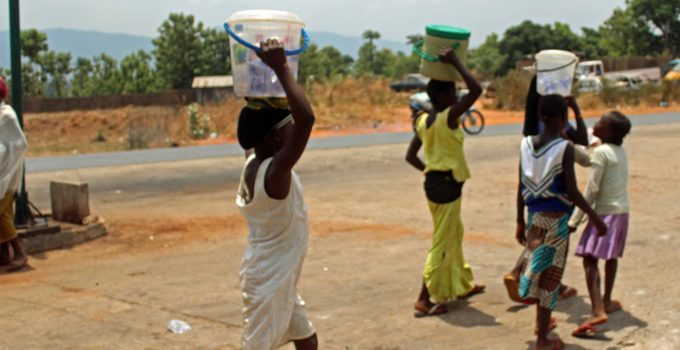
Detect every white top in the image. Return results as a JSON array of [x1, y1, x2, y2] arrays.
[[569, 143, 629, 227], [520, 137, 571, 210], [236, 155, 314, 349], [0, 102, 27, 195]]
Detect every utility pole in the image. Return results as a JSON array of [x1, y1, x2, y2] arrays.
[[9, 0, 31, 226]]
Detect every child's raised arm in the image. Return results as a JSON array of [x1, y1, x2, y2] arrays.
[[257, 39, 315, 198], [438, 47, 482, 129], [563, 144, 607, 236], [564, 97, 588, 146]]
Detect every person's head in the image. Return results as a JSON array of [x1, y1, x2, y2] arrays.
[[237, 106, 293, 155], [426, 79, 456, 110], [0, 76, 8, 102], [537, 94, 568, 133], [593, 111, 631, 145]]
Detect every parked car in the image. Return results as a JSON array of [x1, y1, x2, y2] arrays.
[[575, 76, 603, 94], [609, 75, 643, 90], [390, 74, 430, 92]]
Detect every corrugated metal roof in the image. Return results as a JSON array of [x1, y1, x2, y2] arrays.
[[192, 76, 234, 88]]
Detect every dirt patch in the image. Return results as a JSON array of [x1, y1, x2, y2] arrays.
[[23, 90, 680, 157]]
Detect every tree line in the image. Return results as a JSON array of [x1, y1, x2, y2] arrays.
[[1, 0, 677, 98]]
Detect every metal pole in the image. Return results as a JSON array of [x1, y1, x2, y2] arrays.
[[9, 0, 31, 226]]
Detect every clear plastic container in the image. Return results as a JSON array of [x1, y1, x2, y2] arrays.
[[226, 10, 307, 97], [535, 50, 579, 96]]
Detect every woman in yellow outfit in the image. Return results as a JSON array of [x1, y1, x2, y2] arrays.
[[405, 47, 485, 317]]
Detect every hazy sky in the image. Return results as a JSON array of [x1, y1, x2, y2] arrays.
[[1, 0, 627, 46]]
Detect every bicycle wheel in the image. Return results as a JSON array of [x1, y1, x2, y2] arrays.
[[462, 109, 485, 135]]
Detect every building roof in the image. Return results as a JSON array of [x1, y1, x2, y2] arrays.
[[191, 75, 234, 88]]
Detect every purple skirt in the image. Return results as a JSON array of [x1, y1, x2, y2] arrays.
[[575, 213, 629, 260]]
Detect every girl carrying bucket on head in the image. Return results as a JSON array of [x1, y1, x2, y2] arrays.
[[236, 39, 318, 350], [515, 94, 607, 350], [405, 46, 485, 317], [504, 74, 591, 304], [568, 111, 632, 338]]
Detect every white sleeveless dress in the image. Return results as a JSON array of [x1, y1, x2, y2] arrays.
[[236, 155, 315, 349]]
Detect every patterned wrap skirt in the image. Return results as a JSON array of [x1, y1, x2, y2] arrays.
[[519, 211, 570, 310]]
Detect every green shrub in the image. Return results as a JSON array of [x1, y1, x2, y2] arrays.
[[187, 103, 212, 140]]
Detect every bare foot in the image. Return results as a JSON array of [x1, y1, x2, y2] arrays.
[[604, 300, 622, 314], [558, 285, 577, 300]]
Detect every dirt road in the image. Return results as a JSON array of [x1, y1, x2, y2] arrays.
[[2, 122, 679, 349]]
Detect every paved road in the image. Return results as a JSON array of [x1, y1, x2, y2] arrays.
[[26, 112, 680, 173]]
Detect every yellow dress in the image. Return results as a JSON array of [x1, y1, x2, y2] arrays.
[[416, 108, 475, 302]]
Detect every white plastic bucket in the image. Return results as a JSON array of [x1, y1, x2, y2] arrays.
[[535, 50, 579, 96], [225, 10, 309, 97]]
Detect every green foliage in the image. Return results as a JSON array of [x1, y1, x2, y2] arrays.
[[630, 0, 680, 55], [20, 29, 48, 61], [89, 54, 123, 95], [197, 27, 231, 76], [40, 51, 72, 97], [120, 50, 161, 94], [187, 103, 212, 139], [299, 44, 354, 82], [497, 20, 583, 74], [467, 33, 506, 79], [579, 28, 609, 59], [152, 13, 230, 90], [71, 57, 94, 97], [598, 7, 662, 57], [354, 30, 381, 76], [386, 51, 420, 79]]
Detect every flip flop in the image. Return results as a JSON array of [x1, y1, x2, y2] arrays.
[[459, 284, 486, 300], [605, 300, 623, 314], [535, 316, 558, 335], [503, 274, 524, 303], [414, 303, 447, 318], [572, 319, 609, 338]]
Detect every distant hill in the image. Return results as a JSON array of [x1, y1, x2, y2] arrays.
[[0, 28, 411, 69], [0, 28, 154, 68]]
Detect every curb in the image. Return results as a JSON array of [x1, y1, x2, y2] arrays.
[[19, 222, 108, 254]]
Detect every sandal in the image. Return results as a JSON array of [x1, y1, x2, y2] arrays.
[[572, 318, 609, 338], [414, 302, 448, 318]]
